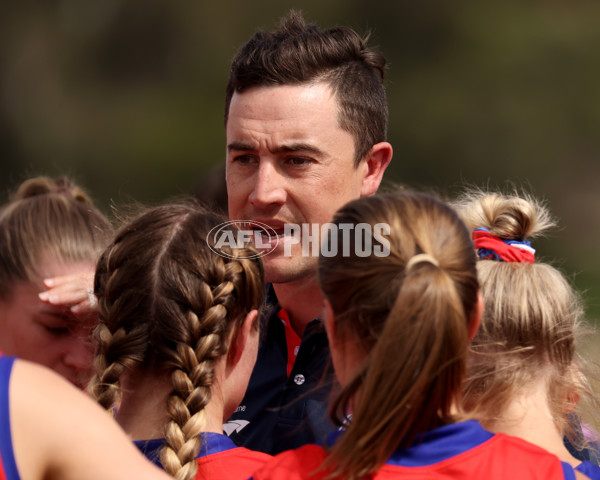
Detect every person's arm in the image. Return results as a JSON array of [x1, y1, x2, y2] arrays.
[[10, 359, 171, 480]]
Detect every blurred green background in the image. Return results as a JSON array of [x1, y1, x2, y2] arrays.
[[1, 1, 599, 322]]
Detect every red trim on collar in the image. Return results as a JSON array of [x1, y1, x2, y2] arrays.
[[277, 309, 301, 377]]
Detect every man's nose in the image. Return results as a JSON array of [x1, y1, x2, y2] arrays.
[[248, 161, 287, 210]]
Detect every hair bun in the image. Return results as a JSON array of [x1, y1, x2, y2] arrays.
[[12, 176, 92, 204], [454, 190, 555, 241]]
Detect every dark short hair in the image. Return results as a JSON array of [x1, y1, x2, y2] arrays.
[[225, 10, 388, 166]]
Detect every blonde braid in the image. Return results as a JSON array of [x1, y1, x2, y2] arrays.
[[90, 202, 264, 480], [89, 323, 123, 413], [160, 270, 239, 480], [89, 235, 149, 412], [89, 324, 147, 413]]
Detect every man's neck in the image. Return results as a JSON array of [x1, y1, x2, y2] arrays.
[[273, 278, 324, 339]]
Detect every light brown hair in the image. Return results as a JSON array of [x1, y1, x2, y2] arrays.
[[89, 201, 264, 480], [225, 10, 388, 166], [454, 190, 593, 454], [318, 191, 479, 479], [0, 176, 112, 299]]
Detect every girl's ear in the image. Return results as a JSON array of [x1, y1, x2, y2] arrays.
[[228, 309, 259, 367], [565, 363, 583, 414], [468, 292, 484, 340]]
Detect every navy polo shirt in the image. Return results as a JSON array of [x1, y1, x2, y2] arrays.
[[224, 286, 337, 455]]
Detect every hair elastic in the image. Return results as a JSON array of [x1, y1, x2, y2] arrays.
[[472, 228, 535, 264], [406, 253, 439, 271]]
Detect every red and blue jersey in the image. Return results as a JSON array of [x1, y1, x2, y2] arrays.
[[135, 431, 270, 480], [251, 420, 578, 479], [0, 355, 18, 480]]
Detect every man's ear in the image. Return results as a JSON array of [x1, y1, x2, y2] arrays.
[[468, 292, 484, 340], [360, 141, 393, 197], [228, 309, 259, 368]]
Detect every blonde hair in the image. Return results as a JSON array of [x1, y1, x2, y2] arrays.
[[0, 176, 112, 298], [89, 202, 264, 480], [318, 191, 479, 480], [454, 190, 594, 453]]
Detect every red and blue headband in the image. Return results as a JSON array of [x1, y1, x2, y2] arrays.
[[472, 228, 535, 264]]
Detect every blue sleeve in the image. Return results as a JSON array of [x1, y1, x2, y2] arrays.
[[564, 413, 600, 466], [0, 356, 21, 480], [576, 460, 600, 480], [561, 461, 576, 480]]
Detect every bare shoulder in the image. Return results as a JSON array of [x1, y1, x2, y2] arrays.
[[10, 359, 170, 480]]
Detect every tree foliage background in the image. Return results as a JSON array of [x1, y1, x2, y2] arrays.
[[1, 1, 599, 321]]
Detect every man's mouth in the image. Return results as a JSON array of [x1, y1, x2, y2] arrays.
[[254, 226, 286, 239], [245, 220, 300, 250]]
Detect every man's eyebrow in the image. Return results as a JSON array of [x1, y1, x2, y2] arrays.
[[227, 141, 255, 152], [272, 143, 324, 156], [227, 141, 325, 156]]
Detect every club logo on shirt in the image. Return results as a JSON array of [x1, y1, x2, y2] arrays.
[[223, 419, 250, 436]]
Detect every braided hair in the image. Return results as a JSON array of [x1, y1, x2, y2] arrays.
[[89, 201, 264, 480]]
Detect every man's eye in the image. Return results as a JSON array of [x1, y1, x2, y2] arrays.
[[234, 155, 256, 165], [287, 157, 311, 166]]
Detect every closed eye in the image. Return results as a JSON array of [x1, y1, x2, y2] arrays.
[[43, 324, 71, 337], [37, 310, 75, 337]]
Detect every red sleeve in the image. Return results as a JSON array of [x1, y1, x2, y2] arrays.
[[251, 445, 329, 480]]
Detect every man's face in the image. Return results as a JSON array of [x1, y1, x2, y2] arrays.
[[226, 82, 369, 284]]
